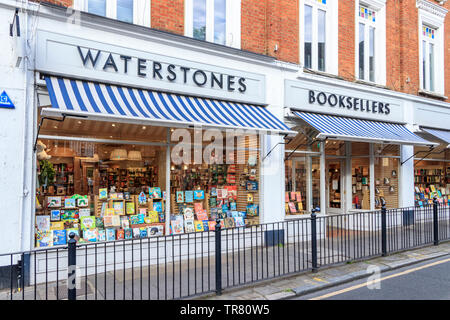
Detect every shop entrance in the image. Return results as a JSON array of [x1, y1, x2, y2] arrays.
[[326, 159, 344, 214]]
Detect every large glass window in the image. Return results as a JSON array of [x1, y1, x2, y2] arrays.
[[421, 25, 437, 92], [189, 0, 228, 45], [193, 0, 207, 41], [87, 0, 106, 16], [302, 0, 328, 72], [117, 0, 134, 23], [357, 5, 378, 82], [214, 0, 226, 45]]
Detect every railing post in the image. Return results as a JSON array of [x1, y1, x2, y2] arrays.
[[311, 211, 318, 273], [215, 219, 222, 296], [433, 197, 439, 246], [68, 232, 77, 301], [381, 201, 387, 257]]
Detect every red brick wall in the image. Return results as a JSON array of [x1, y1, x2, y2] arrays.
[[151, 0, 184, 35], [241, 0, 299, 64], [338, 0, 355, 81]]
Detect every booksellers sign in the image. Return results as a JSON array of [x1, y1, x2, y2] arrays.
[[285, 79, 404, 123], [35, 30, 266, 105]]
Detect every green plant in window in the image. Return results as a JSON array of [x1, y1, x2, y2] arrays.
[[38, 160, 55, 187]]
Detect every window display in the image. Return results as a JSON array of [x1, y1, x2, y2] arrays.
[[351, 158, 370, 210], [374, 157, 399, 209]]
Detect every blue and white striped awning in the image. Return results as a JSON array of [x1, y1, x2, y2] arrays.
[[42, 76, 293, 134], [422, 128, 450, 147], [293, 111, 435, 145]]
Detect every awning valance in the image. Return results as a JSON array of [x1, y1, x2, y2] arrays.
[[421, 128, 450, 148], [42, 76, 293, 134], [292, 111, 435, 146]]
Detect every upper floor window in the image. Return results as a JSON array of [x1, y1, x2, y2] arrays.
[[417, 0, 447, 95], [355, 1, 386, 85], [185, 0, 241, 49], [300, 0, 338, 75], [74, 0, 151, 27]]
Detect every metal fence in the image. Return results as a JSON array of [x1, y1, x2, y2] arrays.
[[0, 200, 449, 300]]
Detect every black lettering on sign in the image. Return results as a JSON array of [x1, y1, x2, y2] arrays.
[[78, 46, 101, 67]]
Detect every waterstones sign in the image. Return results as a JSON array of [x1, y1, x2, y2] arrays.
[[36, 31, 266, 104], [285, 79, 404, 122]]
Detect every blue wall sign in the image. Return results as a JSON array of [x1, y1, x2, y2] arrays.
[[0, 91, 15, 109]]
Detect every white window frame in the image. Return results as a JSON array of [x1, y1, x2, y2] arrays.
[[73, 0, 151, 27], [417, 0, 447, 95], [355, 0, 386, 85], [184, 0, 241, 49], [299, 0, 338, 75]]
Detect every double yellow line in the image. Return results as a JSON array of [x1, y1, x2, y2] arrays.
[[310, 257, 450, 300]]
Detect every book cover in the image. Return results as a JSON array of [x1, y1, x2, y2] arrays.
[[183, 207, 194, 220], [158, 212, 165, 223], [50, 210, 61, 221], [138, 192, 147, 205], [234, 217, 245, 227], [99, 188, 108, 200], [208, 221, 216, 231], [111, 215, 121, 227], [124, 228, 133, 240], [224, 218, 235, 229], [288, 202, 297, 213], [210, 187, 217, 197], [247, 193, 254, 203], [230, 202, 237, 211], [176, 191, 184, 203], [106, 228, 116, 241], [170, 215, 184, 235], [36, 215, 51, 231], [130, 215, 140, 225], [98, 229, 106, 242], [95, 217, 104, 229], [47, 196, 62, 208], [209, 197, 217, 207], [81, 216, 96, 230], [194, 202, 203, 214], [113, 202, 124, 215], [78, 208, 91, 218], [194, 220, 204, 232], [132, 228, 141, 239], [153, 201, 163, 213], [121, 216, 130, 229], [202, 220, 209, 231], [149, 187, 162, 199], [124, 192, 131, 200], [64, 198, 76, 209], [77, 196, 89, 207], [36, 230, 52, 247], [148, 211, 160, 223], [196, 211, 209, 221], [66, 228, 80, 241], [110, 193, 118, 200], [194, 190, 205, 200], [296, 192, 302, 202], [51, 221, 65, 231], [103, 216, 114, 228], [148, 225, 164, 237], [139, 208, 147, 215], [139, 227, 148, 238], [117, 229, 125, 240], [137, 213, 145, 224], [83, 228, 98, 242], [52, 230, 67, 246], [63, 219, 79, 230], [105, 208, 115, 216], [185, 191, 194, 203], [184, 219, 195, 233], [126, 202, 135, 215]]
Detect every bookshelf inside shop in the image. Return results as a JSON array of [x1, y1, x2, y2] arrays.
[[414, 162, 450, 206]]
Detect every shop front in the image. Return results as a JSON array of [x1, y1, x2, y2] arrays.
[[412, 101, 450, 207], [31, 23, 293, 248], [284, 77, 436, 218]]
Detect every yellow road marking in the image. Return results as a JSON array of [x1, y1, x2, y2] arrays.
[[312, 277, 328, 283], [310, 257, 450, 300]]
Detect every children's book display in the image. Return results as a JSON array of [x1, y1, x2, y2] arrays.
[[414, 184, 450, 207], [35, 188, 166, 247], [284, 191, 306, 215]]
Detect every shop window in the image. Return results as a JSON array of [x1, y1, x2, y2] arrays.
[[351, 142, 370, 156], [351, 158, 371, 210], [300, 0, 338, 74], [35, 120, 261, 247], [413, 145, 450, 207], [325, 140, 346, 156], [355, 0, 386, 85], [374, 157, 399, 209], [417, 0, 447, 95], [285, 157, 308, 215], [185, 0, 241, 48], [74, 0, 151, 26]]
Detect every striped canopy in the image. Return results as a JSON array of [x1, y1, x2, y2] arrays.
[[293, 111, 434, 145], [42, 76, 293, 134], [422, 128, 450, 147]]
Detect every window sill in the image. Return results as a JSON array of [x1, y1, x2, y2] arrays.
[[418, 89, 448, 100], [354, 79, 389, 90], [301, 68, 343, 81]]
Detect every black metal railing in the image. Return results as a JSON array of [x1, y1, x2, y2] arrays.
[[0, 200, 449, 300]]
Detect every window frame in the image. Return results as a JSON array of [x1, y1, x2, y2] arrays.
[[299, 0, 338, 75], [184, 0, 241, 49], [355, 0, 386, 85], [73, 0, 151, 27], [417, 0, 447, 95]]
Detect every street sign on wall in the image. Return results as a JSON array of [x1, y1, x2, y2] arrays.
[[0, 91, 14, 109]]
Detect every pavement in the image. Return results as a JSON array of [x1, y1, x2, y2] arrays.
[[200, 241, 450, 300]]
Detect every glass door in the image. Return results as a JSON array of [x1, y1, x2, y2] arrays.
[[327, 159, 344, 214]]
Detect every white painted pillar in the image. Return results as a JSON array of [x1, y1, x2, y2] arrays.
[[165, 128, 171, 235], [345, 142, 352, 213], [320, 141, 326, 214], [400, 145, 415, 207], [369, 143, 375, 210]]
